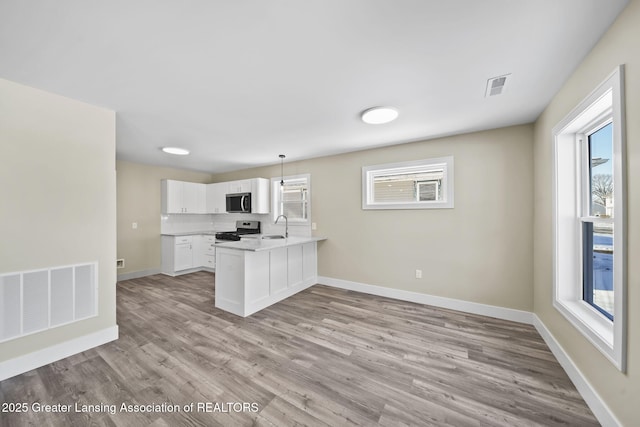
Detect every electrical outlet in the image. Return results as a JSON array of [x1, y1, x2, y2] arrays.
[[415, 269, 422, 279], [132, 222, 138, 229], [117, 259, 125, 269], [311, 222, 317, 230]]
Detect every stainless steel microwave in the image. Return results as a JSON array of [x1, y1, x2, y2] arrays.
[[226, 192, 251, 213]]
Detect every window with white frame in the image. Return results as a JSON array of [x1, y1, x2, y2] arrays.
[[552, 65, 626, 371], [271, 174, 310, 223], [362, 156, 453, 209]]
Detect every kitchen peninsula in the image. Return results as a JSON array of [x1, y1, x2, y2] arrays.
[[214, 236, 325, 317]]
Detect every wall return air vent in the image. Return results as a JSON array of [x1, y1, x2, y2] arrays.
[[485, 74, 511, 97]]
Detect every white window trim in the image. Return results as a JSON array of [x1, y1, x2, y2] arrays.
[[271, 173, 311, 225], [552, 65, 626, 372], [362, 156, 454, 210]]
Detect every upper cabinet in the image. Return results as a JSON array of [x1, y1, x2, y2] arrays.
[[164, 178, 269, 214], [250, 178, 270, 214], [227, 179, 252, 194], [206, 178, 269, 214], [161, 180, 206, 214], [206, 182, 227, 214]]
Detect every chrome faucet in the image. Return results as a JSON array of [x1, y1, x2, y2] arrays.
[[275, 214, 288, 238]]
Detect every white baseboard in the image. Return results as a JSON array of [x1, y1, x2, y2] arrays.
[[117, 268, 161, 281], [532, 315, 620, 427], [0, 325, 119, 381], [317, 276, 533, 324]]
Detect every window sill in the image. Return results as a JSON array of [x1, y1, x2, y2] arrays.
[[553, 298, 619, 367], [363, 201, 454, 210]]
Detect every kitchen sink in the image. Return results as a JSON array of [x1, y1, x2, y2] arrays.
[[262, 235, 285, 239]]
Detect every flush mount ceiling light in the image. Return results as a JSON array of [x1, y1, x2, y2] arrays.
[[361, 107, 399, 124], [162, 147, 190, 155]]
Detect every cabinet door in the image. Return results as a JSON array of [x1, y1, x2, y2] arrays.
[[228, 179, 251, 193], [206, 183, 227, 213], [174, 243, 193, 271], [163, 180, 184, 213], [251, 178, 270, 214], [192, 235, 203, 267], [215, 183, 227, 213], [182, 182, 205, 213], [196, 183, 206, 213]]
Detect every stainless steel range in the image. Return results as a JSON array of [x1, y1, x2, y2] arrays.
[[215, 220, 261, 241]]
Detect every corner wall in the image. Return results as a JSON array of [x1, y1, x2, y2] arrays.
[[116, 160, 214, 279], [533, 0, 639, 424], [0, 78, 117, 364]]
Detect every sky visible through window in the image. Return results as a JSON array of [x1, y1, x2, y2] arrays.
[[590, 123, 613, 175]]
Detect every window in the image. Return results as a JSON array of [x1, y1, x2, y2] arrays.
[[553, 65, 626, 371], [582, 122, 614, 320], [362, 156, 453, 209], [272, 174, 310, 223]]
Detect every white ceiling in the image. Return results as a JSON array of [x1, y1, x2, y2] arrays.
[[0, 0, 628, 173]]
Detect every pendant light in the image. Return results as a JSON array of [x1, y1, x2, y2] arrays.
[[279, 154, 286, 186]]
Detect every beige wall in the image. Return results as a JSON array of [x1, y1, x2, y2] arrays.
[[533, 0, 639, 424], [213, 124, 534, 311], [0, 78, 116, 362], [116, 160, 213, 277]]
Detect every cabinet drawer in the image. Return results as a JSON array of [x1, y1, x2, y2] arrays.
[[203, 254, 216, 269], [175, 236, 193, 245], [204, 242, 216, 255], [202, 235, 216, 243]]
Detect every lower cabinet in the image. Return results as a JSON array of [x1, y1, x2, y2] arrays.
[[161, 235, 194, 276], [201, 235, 216, 270], [174, 241, 193, 271], [215, 242, 318, 317], [161, 234, 216, 276]]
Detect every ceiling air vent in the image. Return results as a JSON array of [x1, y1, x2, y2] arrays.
[[485, 74, 511, 97]]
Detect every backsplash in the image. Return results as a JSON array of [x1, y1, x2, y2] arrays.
[[160, 213, 311, 236], [160, 214, 214, 234]]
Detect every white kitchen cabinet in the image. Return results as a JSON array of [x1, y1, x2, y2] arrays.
[[161, 235, 197, 276], [251, 178, 270, 214], [215, 238, 322, 317], [164, 178, 268, 214], [174, 241, 193, 271], [206, 182, 227, 214], [227, 179, 252, 194], [162, 234, 216, 276], [192, 235, 204, 267], [201, 235, 216, 270], [161, 180, 206, 214], [184, 181, 206, 213], [224, 178, 269, 213]]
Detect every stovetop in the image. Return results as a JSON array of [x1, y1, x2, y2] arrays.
[[215, 220, 261, 241]]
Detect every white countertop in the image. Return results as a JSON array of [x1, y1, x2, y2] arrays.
[[214, 236, 326, 252], [161, 230, 218, 236]]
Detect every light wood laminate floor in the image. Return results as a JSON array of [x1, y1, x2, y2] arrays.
[[1, 272, 599, 426]]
